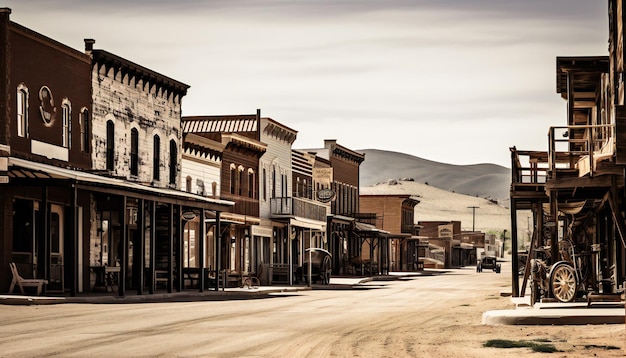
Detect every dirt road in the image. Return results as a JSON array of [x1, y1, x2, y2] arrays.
[[1, 261, 624, 357]]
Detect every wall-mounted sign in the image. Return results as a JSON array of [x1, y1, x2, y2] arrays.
[[316, 188, 335, 203], [38, 86, 56, 127], [182, 211, 196, 221]]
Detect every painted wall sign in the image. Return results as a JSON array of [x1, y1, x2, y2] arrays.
[[316, 188, 335, 203], [38, 86, 56, 127]]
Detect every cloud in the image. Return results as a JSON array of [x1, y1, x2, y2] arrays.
[[3, 0, 609, 167]]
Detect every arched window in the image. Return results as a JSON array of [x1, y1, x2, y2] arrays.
[[106, 121, 115, 171], [169, 139, 177, 185], [62, 99, 71, 148], [247, 169, 255, 198], [230, 164, 237, 195], [153, 135, 161, 181], [238, 167, 244, 196], [130, 128, 139, 176], [17, 85, 28, 138], [271, 165, 276, 199], [80, 108, 89, 153]]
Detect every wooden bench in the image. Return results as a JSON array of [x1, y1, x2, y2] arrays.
[[9, 262, 48, 296]]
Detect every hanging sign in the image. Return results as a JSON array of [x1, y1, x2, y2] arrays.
[[316, 188, 335, 203]]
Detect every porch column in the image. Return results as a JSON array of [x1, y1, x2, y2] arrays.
[[510, 197, 519, 297], [39, 186, 49, 292], [168, 204, 174, 293], [70, 183, 78, 297], [119, 195, 127, 297], [176, 204, 183, 293], [137, 199, 145, 295], [215, 211, 221, 291], [198, 208, 205, 292], [148, 201, 156, 294]]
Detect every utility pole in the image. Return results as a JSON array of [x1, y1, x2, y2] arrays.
[[468, 206, 479, 231]]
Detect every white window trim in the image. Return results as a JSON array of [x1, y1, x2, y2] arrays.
[[62, 98, 72, 149], [17, 84, 29, 138]]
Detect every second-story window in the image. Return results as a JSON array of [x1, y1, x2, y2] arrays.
[[238, 168, 244, 196], [281, 174, 287, 197], [262, 168, 267, 201], [230, 164, 237, 195], [130, 128, 139, 176], [17, 86, 28, 138], [106, 120, 115, 171], [153, 135, 160, 181], [248, 169, 255, 198], [272, 166, 276, 198], [62, 100, 71, 148], [80, 108, 90, 153], [169, 139, 177, 185]]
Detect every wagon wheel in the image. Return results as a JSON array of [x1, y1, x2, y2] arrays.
[[321, 256, 332, 285], [550, 263, 577, 303]]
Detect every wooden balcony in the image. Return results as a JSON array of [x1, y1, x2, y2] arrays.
[[270, 197, 327, 222], [220, 193, 259, 217]]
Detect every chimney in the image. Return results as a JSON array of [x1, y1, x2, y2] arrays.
[[84, 38, 95, 54]]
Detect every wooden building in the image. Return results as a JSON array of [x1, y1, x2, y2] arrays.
[[0, 9, 233, 297], [182, 113, 266, 285], [359, 193, 420, 272], [301, 140, 387, 276], [510, 1, 626, 302]]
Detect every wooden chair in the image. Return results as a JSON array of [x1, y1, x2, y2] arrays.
[[9, 262, 48, 296]]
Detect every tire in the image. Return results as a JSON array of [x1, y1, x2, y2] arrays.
[[550, 263, 577, 303]]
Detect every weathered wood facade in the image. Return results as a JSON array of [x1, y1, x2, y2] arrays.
[[510, 1, 626, 303]]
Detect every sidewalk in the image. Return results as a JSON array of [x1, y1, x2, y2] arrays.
[[0, 276, 371, 305], [482, 295, 626, 325]]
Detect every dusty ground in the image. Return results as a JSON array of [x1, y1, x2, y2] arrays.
[[0, 261, 624, 357]]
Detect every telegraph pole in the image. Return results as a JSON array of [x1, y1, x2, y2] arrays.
[[468, 206, 479, 231]]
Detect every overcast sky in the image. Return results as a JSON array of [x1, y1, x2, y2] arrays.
[[4, 0, 608, 167]]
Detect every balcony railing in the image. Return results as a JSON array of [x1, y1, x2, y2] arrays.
[[510, 147, 548, 186], [220, 193, 259, 217], [270, 197, 327, 222], [548, 124, 614, 178]]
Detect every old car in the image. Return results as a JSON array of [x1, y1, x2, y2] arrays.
[[477, 255, 501, 273], [302, 248, 332, 285]]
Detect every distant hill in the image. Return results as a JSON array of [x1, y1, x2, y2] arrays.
[[358, 149, 510, 206], [361, 180, 510, 234]]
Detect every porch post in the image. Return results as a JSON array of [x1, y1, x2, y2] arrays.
[[199, 208, 205, 292], [70, 183, 78, 297], [137, 199, 144, 295], [119, 195, 127, 297], [177, 204, 183, 292], [39, 186, 49, 292], [168, 203, 174, 293], [510, 197, 519, 297], [149, 201, 156, 294], [215, 211, 221, 291]]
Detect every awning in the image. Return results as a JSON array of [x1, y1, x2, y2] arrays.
[[290, 217, 325, 231], [7, 157, 234, 210], [354, 222, 390, 235]]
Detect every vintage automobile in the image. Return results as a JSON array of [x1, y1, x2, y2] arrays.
[[302, 248, 332, 285], [477, 255, 501, 273]]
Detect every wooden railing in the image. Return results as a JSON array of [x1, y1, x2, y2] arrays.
[[547, 124, 614, 177], [270, 197, 327, 222]]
